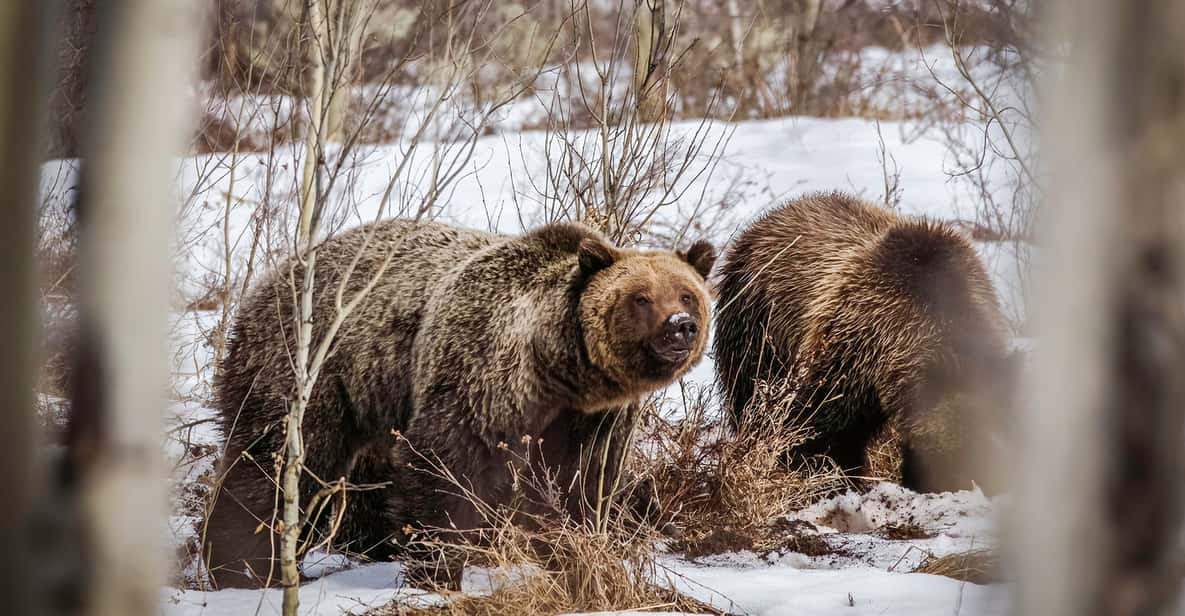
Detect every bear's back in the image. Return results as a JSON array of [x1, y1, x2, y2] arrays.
[[215, 218, 501, 438], [714, 193, 894, 406], [724, 191, 894, 315], [715, 192, 1007, 425]]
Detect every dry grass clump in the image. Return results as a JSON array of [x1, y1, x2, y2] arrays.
[[378, 521, 727, 616], [363, 438, 731, 616], [385, 585, 724, 616], [367, 380, 851, 614], [864, 423, 904, 485], [637, 381, 848, 557], [913, 548, 1002, 585]]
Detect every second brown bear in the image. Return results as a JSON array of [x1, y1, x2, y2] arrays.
[[204, 219, 714, 589], [713, 192, 1013, 493]]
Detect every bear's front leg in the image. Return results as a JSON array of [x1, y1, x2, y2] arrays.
[[565, 404, 646, 526], [385, 435, 501, 591]]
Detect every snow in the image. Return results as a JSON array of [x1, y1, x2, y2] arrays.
[[787, 483, 999, 571], [165, 557, 543, 615], [662, 562, 1008, 616], [164, 562, 406, 616]]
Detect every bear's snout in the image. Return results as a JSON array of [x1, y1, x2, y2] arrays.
[[658, 312, 697, 358]]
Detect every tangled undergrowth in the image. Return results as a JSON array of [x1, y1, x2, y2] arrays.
[[367, 381, 871, 615], [182, 376, 992, 614], [640, 381, 851, 556]]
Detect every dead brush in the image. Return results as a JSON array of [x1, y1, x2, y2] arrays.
[[371, 435, 727, 616], [384, 517, 724, 616], [913, 548, 1002, 585], [864, 422, 904, 484], [638, 380, 847, 557]]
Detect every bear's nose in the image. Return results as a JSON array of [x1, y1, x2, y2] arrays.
[[664, 312, 698, 347]]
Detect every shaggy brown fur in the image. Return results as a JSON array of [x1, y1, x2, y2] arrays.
[[203, 219, 714, 589], [713, 192, 1012, 493]]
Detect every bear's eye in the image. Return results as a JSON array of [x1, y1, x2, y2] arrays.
[[634, 295, 651, 306], [680, 293, 694, 305]]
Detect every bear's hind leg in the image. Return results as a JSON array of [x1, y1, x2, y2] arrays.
[[204, 414, 359, 588], [333, 443, 402, 562], [794, 417, 885, 490], [203, 433, 285, 588], [900, 440, 969, 493]]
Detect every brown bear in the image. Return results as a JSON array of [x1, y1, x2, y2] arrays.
[[713, 191, 1012, 493], [203, 218, 714, 589]]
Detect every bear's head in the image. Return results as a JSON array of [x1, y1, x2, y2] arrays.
[[577, 237, 716, 391]]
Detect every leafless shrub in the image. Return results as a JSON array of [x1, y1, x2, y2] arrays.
[[914, 0, 1037, 330], [876, 119, 903, 210], [639, 380, 847, 556], [362, 424, 727, 616], [511, 0, 737, 247]]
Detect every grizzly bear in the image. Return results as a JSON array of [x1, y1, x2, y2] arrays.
[[713, 192, 1012, 493], [203, 218, 715, 589]]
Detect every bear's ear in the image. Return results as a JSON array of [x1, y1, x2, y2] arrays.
[[578, 237, 618, 276], [680, 239, 716, 279]]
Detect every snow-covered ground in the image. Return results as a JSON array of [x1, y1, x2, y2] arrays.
[[41, 45, 1030, 615], [661, 562, 1007, 616], [164, 485, 1007, 615]]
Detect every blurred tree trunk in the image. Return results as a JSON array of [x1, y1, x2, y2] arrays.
[[46, 0, 97, 159], [0, 3, 54, 614], [1017, 1, 1185, 615], [66, 2, 201, 615]]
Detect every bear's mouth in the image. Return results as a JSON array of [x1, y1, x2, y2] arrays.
[[648, 342, 691, 365]]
